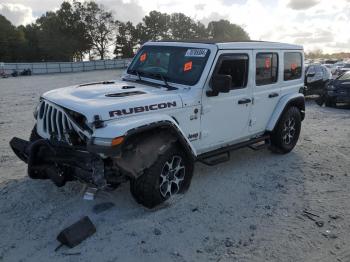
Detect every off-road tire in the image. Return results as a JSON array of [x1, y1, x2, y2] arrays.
[[269, 106, 301, 154], [130, 145, 194, 208]]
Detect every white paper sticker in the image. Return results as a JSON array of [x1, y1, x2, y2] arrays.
[[185, 49, 208, 57]]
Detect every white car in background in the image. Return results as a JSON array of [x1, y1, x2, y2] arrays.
[[323, 64, 337, 75], [337, 63, 350, 75]]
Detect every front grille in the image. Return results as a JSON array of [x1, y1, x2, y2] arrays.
[[36, 100, 91, 143]]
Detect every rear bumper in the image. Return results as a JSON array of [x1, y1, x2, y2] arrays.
[[9, 137, 106, 187]]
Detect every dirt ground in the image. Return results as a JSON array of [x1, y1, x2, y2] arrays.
[[0, 70, 349, 262]]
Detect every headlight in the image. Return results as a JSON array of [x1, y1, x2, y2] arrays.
[[91, 136, 124, 147], [327, 85, 336, 90]]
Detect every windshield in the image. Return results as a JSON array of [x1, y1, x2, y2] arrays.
[[127, 46, 210, 86], [338, 71, 350, 80]]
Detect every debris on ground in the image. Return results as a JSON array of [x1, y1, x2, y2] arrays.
[[92, 202, 115, 214], [56, 216, 96, 249], [302, 210, 324, 227]]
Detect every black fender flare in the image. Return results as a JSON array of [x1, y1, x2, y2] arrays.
[[123, 120, 196, 161], [267, 95, 305, 132]]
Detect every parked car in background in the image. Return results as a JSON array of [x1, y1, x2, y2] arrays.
[[321, 71, 350, 106], [304, 64, 332, 96], [323, 64, 337, 75], [336, 63, 350, 75]]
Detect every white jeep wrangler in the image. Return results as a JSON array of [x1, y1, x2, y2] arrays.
[[10, 41, 305, 208]]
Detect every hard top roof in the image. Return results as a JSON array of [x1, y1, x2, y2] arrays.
[[146, 40, 303, 50]]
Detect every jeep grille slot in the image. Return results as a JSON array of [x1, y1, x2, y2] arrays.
[[36, 100, 90, 143]]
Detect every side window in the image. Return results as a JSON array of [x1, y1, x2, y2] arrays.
[[256, 53, 278, 86], [284, 52, 302, 81], [215, 54, 249, 89]]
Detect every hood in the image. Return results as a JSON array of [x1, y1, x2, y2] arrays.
[[42, 80, 183, 122]]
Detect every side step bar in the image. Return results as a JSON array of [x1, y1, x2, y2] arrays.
[[197, 135, 270, 166]]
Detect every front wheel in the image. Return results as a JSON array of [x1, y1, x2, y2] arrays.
[[130, 145, 194, 208], [269, 106, 301, 154]]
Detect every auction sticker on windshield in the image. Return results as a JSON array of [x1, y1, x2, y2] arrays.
[[140, 53, 147, 62], [184, 61, 193, 71], [185, 49, 208, 57]]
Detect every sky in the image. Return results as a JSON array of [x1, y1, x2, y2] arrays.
[[1, 0, 350, 54]]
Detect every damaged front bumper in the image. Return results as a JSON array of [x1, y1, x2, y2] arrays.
[[9, 137, 109, 188]]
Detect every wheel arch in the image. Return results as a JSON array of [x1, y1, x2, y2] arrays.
[[123, 120, 197, 161], [266, 93, 305, 132]]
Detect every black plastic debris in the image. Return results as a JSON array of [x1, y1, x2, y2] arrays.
[[92, 202, 115, 214], [56, 216, 96, 250]]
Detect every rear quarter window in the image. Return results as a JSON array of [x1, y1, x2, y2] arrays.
[[256, 53, 278, 86], [284, 52, 302, 81]]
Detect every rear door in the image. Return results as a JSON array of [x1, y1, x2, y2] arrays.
[[250, 51, 281, 134]]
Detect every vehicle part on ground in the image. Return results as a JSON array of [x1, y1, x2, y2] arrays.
[[56, 216, 96, 249]]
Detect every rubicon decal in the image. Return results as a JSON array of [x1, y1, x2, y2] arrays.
[[109, 101, 177, 117]]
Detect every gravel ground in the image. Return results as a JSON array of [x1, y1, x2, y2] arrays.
[[0, 70, 350, 262]]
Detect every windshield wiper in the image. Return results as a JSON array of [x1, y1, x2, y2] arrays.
[[129, 69, 141, 81], [127, 70, 177, 90], [157, 74, 169, 88], [148, 72, 177, 90]]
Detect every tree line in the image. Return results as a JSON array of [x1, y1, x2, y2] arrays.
[[0, 1, 250, 62], [305, 49, 350, 60]]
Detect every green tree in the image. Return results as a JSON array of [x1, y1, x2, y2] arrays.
[[79, 1, 116, 60], [114, 21, 138, 58], [35, 1, 91, 61], [57, 1, 91, 60], [0, 15, 25, 62], [142, 11, 170, 41], [193, 22, 209, 40], [168, 13, 198, 40], [168, 13, 209, 40], [17, 24, 43, 62], [207, 19, 250, 42]]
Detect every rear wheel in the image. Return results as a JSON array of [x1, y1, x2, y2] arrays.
[[130, 145, 193, 208], [269, 106, 301, 154]]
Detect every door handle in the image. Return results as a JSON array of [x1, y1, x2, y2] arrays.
[[268, 92, 279, 98], [238, 98, 252, 104]]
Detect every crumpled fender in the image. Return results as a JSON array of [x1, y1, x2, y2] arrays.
[[115, 131, 178, 177], [93, 113, 197, 157]]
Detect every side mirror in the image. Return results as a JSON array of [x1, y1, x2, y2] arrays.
[[207, 75, 232, 97]]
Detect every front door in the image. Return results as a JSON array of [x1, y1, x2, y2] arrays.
[[199, 50, 253, 152]]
